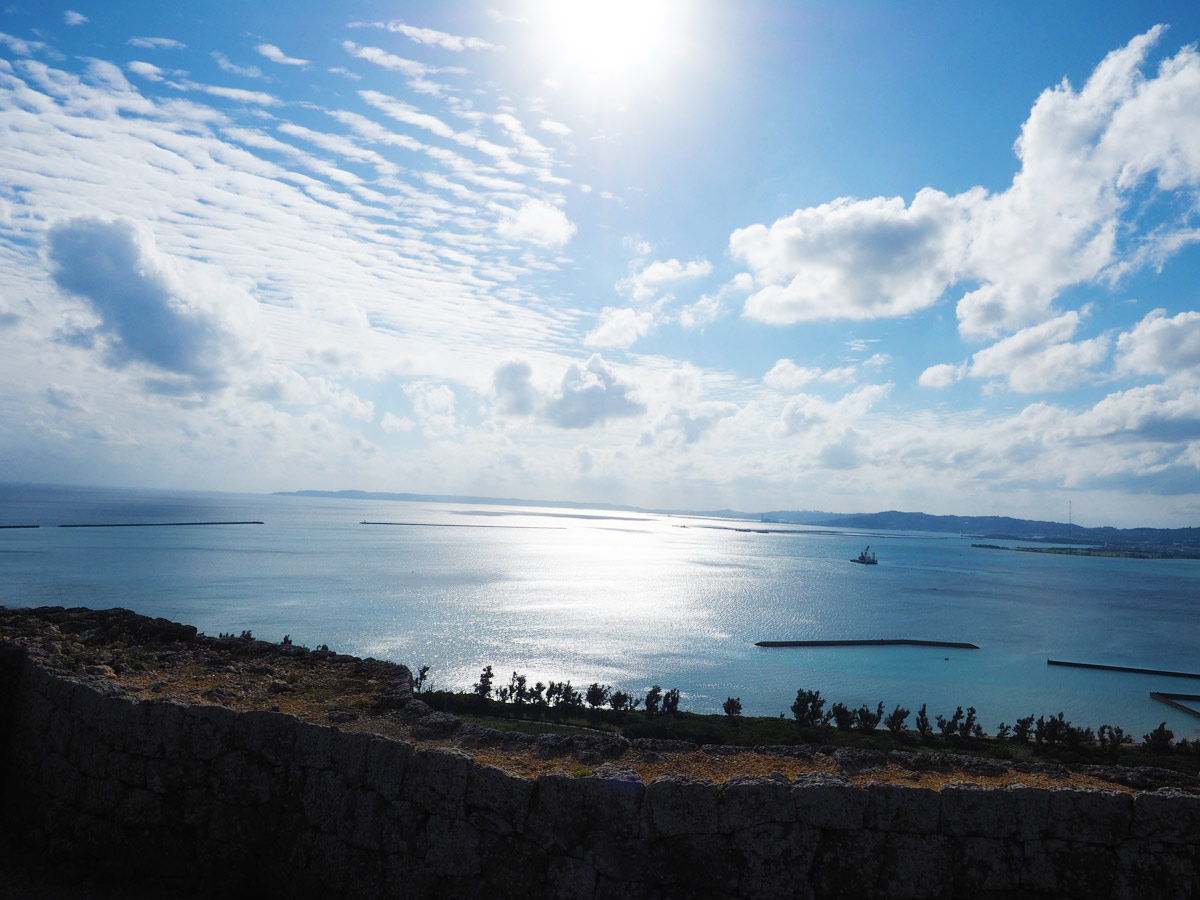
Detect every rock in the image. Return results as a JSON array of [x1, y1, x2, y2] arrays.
[[794, 773, 868, 830], [643, 774, 719, 837], [453, 724, 503, 749], [833, 747, 886, 775], [411, 712, 460, 739]]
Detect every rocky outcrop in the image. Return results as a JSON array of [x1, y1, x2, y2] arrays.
[[2, 640, 1199, 898]]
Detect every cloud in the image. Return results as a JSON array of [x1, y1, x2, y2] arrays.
[[493, 359, 538, 415], [496, 199, 575, 247], [764, 359, 857, 391], [540, 119, 572, 137], [45, 217, 238, 390], [212, 52, 262, 79], [0, 31, 46, 55], [777, 383, 891, 436], [403, 381, 457, 437], [647, 400, 739, 446], [967, 310, 1109, 393], [584, 306, 655, 349], [918, 362, 967, 389], [343, 42, 429, 78], [1116, 309, 1200, 380], [732, 28, 1200, 341], [380, 412, 415, 434], [620, 256, 712, 303], [255, 43, 308, 67], [353, 20, 495, 52], [734, 190, 971, 324], [127, 37, 185, 50], [64, 11, 88, 26], [544, 355, 644, 428]]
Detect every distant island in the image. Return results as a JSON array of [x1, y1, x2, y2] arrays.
[[276, 489, 1200, 558]]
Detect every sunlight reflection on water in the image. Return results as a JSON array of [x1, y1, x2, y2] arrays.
[[1, 486, 1198, 737]]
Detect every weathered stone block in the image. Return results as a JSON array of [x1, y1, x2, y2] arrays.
[[1022, 838, 1117, 898], [862, 782, 940, 834], [1008, 784, 1051, 841], [1045, 787, 1132, 844], [949, 835, 1023, 896], [423, 812, 482, 878], [465, 762, 533, 835], [794, 773, 867, 831], [294, 720, 338, 770], [878, 832, 952, 899], [1112, 839, 1195, 900], [729, 821, 818, 900], [940, 784, 1020, 838], [581, 770, 645, 838], [233, 708, 298, 765], [545, 856, 599, 900], [719, 774, 795, 834], [643, 774, 719, 838], [403, 748, 471, 818], [362, 735, 411, 801], [209, 748, 278, 805], [1131, 789, 1200, 845], [528, 773, 590, 851], [180, 703, 236, 761], [811, 829, 886, 897]]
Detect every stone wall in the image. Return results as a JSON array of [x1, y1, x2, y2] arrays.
[[1, 641, 1198, 899]]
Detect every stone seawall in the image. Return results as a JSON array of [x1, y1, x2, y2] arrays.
[[1, 641, 1198, 899]]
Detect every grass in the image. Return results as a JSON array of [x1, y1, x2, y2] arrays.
[[416, 689, 1200, 776]]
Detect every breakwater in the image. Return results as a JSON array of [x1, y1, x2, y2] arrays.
[[2, 617, 1199, 899], [757, 639, 980, 650], [1048, 659, 1200, 680]]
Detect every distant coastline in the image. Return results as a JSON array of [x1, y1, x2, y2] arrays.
[[277, 488, 1200, 552]]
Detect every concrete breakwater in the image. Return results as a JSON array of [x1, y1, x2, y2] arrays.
[[2, 633, 1200, 898]]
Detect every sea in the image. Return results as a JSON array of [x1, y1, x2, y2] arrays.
[[1, 482, 1198, 739]]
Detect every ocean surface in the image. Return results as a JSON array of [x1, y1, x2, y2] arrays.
[[1, 482, 1198, 738]]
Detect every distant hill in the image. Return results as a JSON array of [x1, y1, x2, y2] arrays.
[[277, 491, 1198, 547], [763, 509, 1200, 546]]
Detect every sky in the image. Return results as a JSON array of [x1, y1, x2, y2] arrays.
[[1, 1, 1200, 527]]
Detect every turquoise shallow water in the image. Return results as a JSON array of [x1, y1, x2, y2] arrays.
[[1, 483, 1198, 738]]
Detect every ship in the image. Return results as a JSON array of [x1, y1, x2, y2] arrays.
[[851, 545, 878, 565]]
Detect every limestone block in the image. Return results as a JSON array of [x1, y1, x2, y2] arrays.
[[142, 699, 187, 758], [233, 708, 298, 766], [1045, 787, 1132, 844], [940, 784, 1020, 838], [1022, 837, 1118, 898], [719, 774, 796, 833], [949, 835, 1023, 896], [647, 833, 739, 896], [294, 720, 338, 770], [209, 748, 278, 805], [464, 762, 534, 835], [328, 728, 373, 784], [342, 786, 389, 852], [1007, 784, 1051, 841], [580, 770, 645, 838], [1112, 839, 1195, 900], [643, 774, 719, 838], [811, 829, 886, 897], [793, 773, 867, 831], [402, 747, 472, 818], [180, 703, 237, 761], [862, 782, 941, 834], [527, 774, 590, 851], [1131, 789, 1200, 845], [545, 856, 599, 900], [362, 735, 412, 801], [423, 812, 483, 879], [877, 832, 952, 899], [301, 767, 350, 831], [143, 755, 208, 794], [728, 821, 818, 900]]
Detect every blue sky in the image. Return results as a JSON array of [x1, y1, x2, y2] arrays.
[[2, 1, 1200, 526]]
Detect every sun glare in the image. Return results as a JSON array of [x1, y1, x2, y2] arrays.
[[529, 0, 689, 99]]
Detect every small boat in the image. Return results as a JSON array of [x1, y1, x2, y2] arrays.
[[851, 545, 878, 565]]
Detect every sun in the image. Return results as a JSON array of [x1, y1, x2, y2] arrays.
[[527, 0, 690, 99]]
